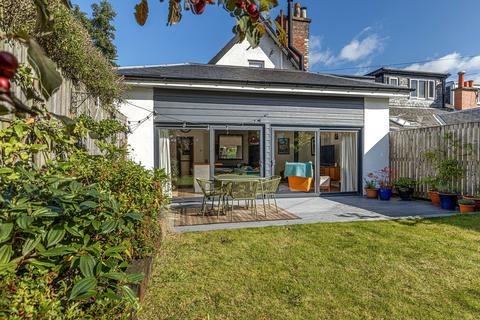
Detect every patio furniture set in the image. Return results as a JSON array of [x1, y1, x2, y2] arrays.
[[196, 175, 282, 220]]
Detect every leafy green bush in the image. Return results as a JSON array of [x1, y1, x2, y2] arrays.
[[393, 177, 416, 192], [0, 116, 168, 318]]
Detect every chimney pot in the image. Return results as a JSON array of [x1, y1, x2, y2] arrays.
[[458, 71, 465, 88], [301, 7, 307, 18], [294, 3, 301, 17], [468, 80, 474, 87]]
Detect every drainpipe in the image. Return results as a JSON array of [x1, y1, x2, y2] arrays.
[[287, 0, 305, 71]]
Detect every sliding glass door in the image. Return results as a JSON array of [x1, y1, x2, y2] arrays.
[[157, 127, 210, 198], [319, 131, 358, 193], [273, 128, 318, 195], [272, 128, 359, 196]]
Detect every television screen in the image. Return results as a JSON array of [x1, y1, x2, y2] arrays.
[[320, 145, 335, 165]]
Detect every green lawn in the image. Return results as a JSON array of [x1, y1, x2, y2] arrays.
[[139, 215, 480, 320]]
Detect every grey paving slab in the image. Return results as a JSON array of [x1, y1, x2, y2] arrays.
[[173, 196, 458, 233]]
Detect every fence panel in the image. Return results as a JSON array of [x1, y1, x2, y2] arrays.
[[0, 41, 126, 156], [390, 123, 480, 198]]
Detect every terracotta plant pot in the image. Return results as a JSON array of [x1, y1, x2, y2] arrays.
[[459, 204, 476, 214], [428, 190, 441, 206], [463, 196, 480, 211], [365, 188, 378, 199]]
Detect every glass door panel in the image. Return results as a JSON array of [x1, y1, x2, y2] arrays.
[[274, 130, 316, 194], [160, 128, 210, 198], [213, 129, 262, 177], [319, 131, 358, 193]]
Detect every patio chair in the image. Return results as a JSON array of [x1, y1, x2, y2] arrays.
[[226, 179, 260, 220], [196, 178, 226, 217], [260, 176, 281, 215]]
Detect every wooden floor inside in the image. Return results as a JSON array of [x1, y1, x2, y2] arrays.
[[174, 203, 300, 227]]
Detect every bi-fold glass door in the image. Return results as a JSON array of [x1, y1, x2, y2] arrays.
[[157, 125, 263, 199], [272, 128, 359, 196]]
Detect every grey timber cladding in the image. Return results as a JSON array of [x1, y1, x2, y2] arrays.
[[153, 89, 364, 127]]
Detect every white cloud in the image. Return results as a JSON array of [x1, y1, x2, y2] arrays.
[[309, 28, 385, 68], [405, 53, 480, 81], [309, 35, 336, 66], [339, 34, 382, 62]]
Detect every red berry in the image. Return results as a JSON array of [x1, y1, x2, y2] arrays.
[[0, 52, 18, 79], [193, 0, 206, 14], [247, 3, 257, 14], [0, 76, 10, 93]]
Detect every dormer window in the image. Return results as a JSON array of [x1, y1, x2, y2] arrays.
[[248, 60, 265, 68], [410, 79, 436, 100], [387, 77, 399, 86]]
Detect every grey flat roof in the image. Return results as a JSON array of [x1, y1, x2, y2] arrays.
[[117, 63, 411, 93], [366, 67, 450, 79]]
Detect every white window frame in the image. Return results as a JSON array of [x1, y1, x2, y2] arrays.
[[410, 78, 435, 100], [248, 60, 265, 68], [428, 80, 435, 99], [410, 79, 418, 98], [388, 77, 399, 86]]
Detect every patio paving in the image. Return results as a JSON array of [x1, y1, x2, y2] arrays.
[[173, 196, 458, 233]]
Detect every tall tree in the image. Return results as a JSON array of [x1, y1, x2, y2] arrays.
[[72, 1, 117, 66], [90, 0, 117, 65]]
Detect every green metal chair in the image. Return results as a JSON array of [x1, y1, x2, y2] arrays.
[[226, 179, 260, 220], [260, 176, 281, 214], [196, 178, 225, 217]]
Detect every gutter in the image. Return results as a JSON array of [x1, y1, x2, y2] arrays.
[[287, 0, 304, 71], [124, 79, 411, 99]]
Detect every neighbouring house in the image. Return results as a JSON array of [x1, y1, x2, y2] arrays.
[[445, 71, 480, 109], [117, 2, 410, 199], [365, 67, 451, 130]]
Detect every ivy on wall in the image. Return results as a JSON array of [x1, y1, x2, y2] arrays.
[[0, 0, 124, 107]]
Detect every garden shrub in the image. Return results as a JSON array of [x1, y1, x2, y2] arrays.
[[0, 116, 169, 319]]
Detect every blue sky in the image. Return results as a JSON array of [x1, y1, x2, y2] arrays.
[[74, 0, 480, 80]]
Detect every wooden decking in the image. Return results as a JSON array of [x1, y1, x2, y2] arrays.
[[174, 204, 300, 227]]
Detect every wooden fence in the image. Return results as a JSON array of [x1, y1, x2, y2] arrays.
[[0, 41, 126, 155], [390, 122, 480, 197]]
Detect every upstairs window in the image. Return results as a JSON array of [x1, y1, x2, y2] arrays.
[[410, 80, 418, 98], [418, 80, 426, 98], [428, 81, 435, 99], [410, 79, 436, 100], [387, 77, 399, 86], [248, 60, 265, 68]]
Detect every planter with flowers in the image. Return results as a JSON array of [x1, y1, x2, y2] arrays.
[[364, 173, 378, 199], [458, 199, 476, 214], [377, 167, 394, 201]]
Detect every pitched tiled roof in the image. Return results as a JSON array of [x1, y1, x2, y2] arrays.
[[390, 107, 450, 130], [117, 63, 411, 93], [437, 108, 480, 125]]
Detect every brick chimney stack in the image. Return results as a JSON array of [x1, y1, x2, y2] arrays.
[[276, 2, 311, 71], [454, 71, 479, 110], [291, 3, 311, 70]]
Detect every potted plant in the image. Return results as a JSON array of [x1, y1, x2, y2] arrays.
[[377, 167, 393, 201], [462, 193, 480, 211], [422, 176, 441, 206], [393, 177, 416, 201], [421, 133, 472, 208], [364, 173, 378, 199], [458, 199, 476, 214]]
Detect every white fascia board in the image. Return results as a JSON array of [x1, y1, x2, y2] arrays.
[[125, 80, 410, 99]]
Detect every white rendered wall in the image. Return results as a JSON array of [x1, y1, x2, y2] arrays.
[[215, 37, 296, 70], [119, 87, 154, 169], [363, 97, 390, 191]]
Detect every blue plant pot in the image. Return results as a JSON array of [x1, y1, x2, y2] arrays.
[[439, 193, 457, 210], [378, 188, 392, 201]]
